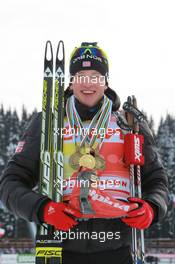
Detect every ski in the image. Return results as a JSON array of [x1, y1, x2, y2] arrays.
[[52, 40, 65, 203], [35, 40, 65, 264], [39, 40, 54, 232]]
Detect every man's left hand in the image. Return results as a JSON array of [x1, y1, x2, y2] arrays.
[[121, 197, 155, 230]]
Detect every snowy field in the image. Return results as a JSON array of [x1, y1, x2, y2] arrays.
[[0, 254, 35, 264], [0, 254, 175, 264]]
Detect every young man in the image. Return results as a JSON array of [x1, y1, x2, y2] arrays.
[[0, 42, 169, 264]]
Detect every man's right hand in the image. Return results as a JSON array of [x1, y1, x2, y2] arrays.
[[43, 201, 82, 231]]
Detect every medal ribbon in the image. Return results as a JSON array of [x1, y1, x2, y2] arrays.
[[66, 95, 112, 149]]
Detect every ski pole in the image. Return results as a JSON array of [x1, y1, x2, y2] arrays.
[[132, 96, 145, 264], [124, 95, 145, 264], [125, 96, 138, 264]]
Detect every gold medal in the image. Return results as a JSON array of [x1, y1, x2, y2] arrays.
[[79, 154, 96, 169], [69, 143, 105, 171], [69, 152, 82, 170], [93, 146, 106, 170], [95, 156, 106, 170], [69, 146, 82, 170]]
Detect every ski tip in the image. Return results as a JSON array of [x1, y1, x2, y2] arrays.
[[56, 40, 65, 62], [127, 96, 132, 103], [46, 40, 52, 45], [45, 41, 53, 62], [59, 40, 64, 45], [132, 95, 137, 107]]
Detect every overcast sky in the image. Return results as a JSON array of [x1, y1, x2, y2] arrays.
[[0, 0, 175, 130]]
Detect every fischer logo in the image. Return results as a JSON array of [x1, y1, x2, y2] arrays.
[[89, 189, 130, 212], [36, 249, 61, 256], [44, 67, 53, 77], [55, 66, 64, 78], [134, 135, 142, 162]]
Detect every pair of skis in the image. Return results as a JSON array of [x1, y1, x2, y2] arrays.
[[35, 40, 65, 264]]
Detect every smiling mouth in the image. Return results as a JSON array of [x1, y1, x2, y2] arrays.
[[81, 90, 96, 94]]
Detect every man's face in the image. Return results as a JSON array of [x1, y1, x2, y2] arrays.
[[70, 70, 107, 107]]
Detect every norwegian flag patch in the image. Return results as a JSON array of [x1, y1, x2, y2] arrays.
[[15, 141, 26, 153], [82, 61, 91, 67]]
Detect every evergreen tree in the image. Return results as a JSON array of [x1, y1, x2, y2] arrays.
[[146, 114, 175, 238], [147, 115, 156, 139], [0, 105, 6, 171], [0, 106, 38, 239], [6, 109, 20, 157], [19, 105, 28, 137]]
